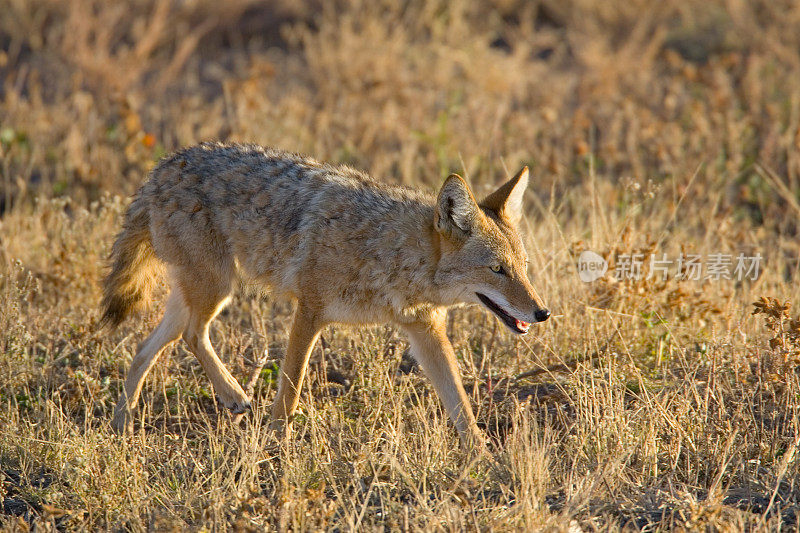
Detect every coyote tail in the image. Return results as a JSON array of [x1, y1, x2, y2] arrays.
[[100, 196, 160, 328]]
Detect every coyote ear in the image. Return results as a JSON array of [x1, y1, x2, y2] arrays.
[[435, 174, 480, 240], [480, 166, 529, 226]]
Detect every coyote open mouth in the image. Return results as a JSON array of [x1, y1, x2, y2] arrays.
[[475, 293, 530, 334]]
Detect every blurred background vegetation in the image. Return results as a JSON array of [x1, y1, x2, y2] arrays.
[[2, 0, 799, 222]]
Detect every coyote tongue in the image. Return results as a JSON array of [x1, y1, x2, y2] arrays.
[[516, 319, 530, 332]]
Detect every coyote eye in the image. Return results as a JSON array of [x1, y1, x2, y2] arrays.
[[490, 264, 506, 275]]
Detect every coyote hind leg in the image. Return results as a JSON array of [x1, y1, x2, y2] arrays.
[[178, 273, 250, 414], [112, 288, 189, 433]]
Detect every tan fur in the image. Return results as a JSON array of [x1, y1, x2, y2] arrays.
[[100, 195, 160, 328], [102, 142, 549, 445]]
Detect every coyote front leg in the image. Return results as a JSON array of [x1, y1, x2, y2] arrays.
[[401, 311, 485, 447], [271, 304, 324, 431]]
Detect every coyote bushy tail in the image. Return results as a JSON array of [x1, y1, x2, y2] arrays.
[[100, 196, 160, 328]]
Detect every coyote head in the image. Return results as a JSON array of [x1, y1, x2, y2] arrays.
[[433, 167, 549, 334]]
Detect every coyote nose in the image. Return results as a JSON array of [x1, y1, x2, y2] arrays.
[[534, 309, 550, 322]]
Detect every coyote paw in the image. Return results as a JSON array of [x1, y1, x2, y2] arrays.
[[217, 395, 251, 414], [230, 400, 251, 414], [268, 417, 292, 440], [111, 410, 134, 435]]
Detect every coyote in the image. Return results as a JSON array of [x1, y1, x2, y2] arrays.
[[102, 142, 549, 445]]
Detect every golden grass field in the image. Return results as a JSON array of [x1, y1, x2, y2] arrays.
[[2, 0, 800, 530]]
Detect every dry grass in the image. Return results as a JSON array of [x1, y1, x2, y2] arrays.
[[1, 0, 800, 530]]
